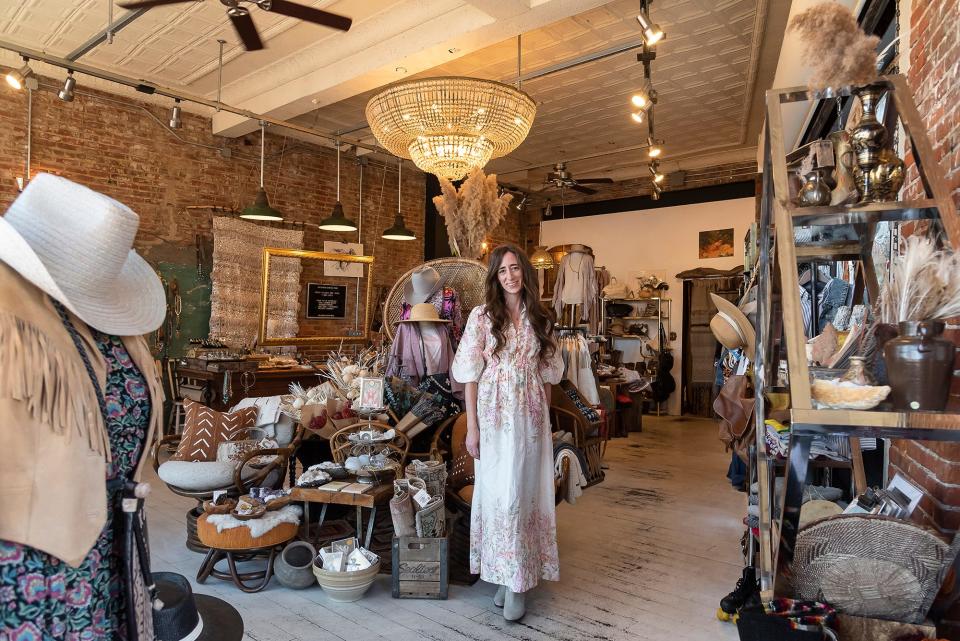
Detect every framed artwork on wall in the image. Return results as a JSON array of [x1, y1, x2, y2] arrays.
[[323, 241, 365, 277], [699, 228, 734, 259]]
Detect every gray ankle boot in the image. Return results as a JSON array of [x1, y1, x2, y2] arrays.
[[503, 588, 526, 621], [493, 585, 506, 607]]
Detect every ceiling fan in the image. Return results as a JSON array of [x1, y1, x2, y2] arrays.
[[542, 162, 613, 195], [117, 0, 352, 51]]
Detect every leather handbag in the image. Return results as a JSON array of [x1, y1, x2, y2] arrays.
[[602, 278, 629, 299], [606, 303, 633, 318], [714, 374, 756, 463]]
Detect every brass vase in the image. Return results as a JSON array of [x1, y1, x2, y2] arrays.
[[869, 148, 905, 201], [851, 84, 889, 204]]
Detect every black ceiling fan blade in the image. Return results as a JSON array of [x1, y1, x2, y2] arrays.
[[117, 0, 194, 8], [229, 11, 264, 51], [571, 184, 597, 195], [577, 177, 614, 184], [266, 0, 352, 30]]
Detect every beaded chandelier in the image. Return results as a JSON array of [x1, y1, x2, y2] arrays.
[[365, 77, 537, 181]]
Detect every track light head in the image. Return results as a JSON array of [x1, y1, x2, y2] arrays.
[[647, 137, 663, 158], [169, 99, 182, 129], [6, 60, 34, 91], [631, 111, 644, 123], [649, 160, 664, 183], [636, 11, 665, 46], [58, 71, 76, 102]]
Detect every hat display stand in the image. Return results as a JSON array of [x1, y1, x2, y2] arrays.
[[383, 258, 487, 340]]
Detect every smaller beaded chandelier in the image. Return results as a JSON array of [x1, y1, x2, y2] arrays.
[[366, 77, 537, 181]]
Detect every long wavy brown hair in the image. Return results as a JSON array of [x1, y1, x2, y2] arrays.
[[483, 244, 556, 363]]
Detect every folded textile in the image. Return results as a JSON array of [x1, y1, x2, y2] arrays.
[[206, 504, 302, 538], [555, 449, 587, 504]]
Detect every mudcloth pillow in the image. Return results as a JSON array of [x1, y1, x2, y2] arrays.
[[172, 399, 257, 462]]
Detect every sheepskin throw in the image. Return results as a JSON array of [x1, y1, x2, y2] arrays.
[[207, 504, 302, 538], [209, 216, 304, 348]]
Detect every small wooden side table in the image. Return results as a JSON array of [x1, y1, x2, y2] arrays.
[[196, 514, 297, 593], [291, 481, 394, 549]]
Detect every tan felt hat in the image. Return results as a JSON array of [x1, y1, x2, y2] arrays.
[[709, 293, 756, 361]]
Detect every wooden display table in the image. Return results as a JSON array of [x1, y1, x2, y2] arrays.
[[196, 513, 297, 593], [292, 481, 394, 549], [178, 364, 321, 411]]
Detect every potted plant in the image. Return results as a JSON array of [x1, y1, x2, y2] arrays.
[[877, 235, 960, 410]]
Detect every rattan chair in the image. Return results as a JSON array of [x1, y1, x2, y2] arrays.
[[152, 425, 303, 552]]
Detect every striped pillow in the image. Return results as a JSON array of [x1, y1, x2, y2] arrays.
[[172, 399, 257, 462]]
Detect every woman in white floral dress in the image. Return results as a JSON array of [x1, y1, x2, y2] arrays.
[[451, 244, 564, 621]]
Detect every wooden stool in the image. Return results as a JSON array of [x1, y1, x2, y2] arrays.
[[196, 514, 298, 593]]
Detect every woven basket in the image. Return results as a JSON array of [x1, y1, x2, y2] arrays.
[[789, 514, 950, 623], [383, 258, 487, 340]]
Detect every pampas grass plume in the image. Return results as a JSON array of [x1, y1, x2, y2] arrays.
[[788, 2, 879, 89], [432, 169, 512, 259]]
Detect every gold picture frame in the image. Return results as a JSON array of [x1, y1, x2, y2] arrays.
[[258, 247, 375, 346]]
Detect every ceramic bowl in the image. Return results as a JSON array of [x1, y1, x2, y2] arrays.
[[312, 558, 381, 602]]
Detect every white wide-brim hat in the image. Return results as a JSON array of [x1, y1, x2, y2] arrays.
[[0, 173, 165, 335], [709, 293, 756, 361], [403, 266, 441, 305]]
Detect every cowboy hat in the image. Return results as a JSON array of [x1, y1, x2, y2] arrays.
[[0, 173, 165, 335], [402, 266, 441, 305], [396, 303, 451, 324], [710, 293, 756, 361], [152, 572, 243, 641]]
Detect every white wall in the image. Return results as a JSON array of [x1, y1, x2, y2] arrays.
[[542, 197, 756, 415]]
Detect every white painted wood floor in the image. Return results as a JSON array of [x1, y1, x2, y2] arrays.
[[146, 415, 744, 641]]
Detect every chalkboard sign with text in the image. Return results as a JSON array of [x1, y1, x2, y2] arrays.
[[306, 283, 347, 319]]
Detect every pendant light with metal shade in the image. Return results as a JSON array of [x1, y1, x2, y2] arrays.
[[530, 199, 555, 270], [240, 121, 284, 221], [318, 139, 358, 232], [382, 157, 416, 240]]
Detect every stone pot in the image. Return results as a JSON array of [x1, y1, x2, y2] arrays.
[[883, 321, 956, 411], [275, 541, 318, 590]]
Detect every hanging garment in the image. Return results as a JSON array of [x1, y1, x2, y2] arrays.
[[558, 334, 600, 405], [552, 252, 597, 322], [451, 305, 565, 593], [387, 322, 462, 395], [817, 278, 851, 329], [554, 445, 588, 505]]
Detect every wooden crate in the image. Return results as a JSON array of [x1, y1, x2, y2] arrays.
[[391, 536, 449, 599]]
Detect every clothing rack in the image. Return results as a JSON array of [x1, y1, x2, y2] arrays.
[[555, 325, 587, 335]]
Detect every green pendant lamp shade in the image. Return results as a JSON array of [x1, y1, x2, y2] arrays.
[[318, 139, 358, 232], [240, 121, 284, 222], [382, 157, 416, 240], [240, 187, 284, 221], [383, 213, 416, 240], [319, 201, 358, 232]]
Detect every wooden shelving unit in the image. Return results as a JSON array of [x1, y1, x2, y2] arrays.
[[753, 74, 960, 618]]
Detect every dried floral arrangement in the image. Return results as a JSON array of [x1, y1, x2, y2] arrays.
[[878, 235, 960, 324], [788, 2, 879, 90], [320, 345, 386, 402], [432, 168, 513, 259]]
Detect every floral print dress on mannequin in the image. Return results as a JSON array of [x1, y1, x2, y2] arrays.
[[451, 304, 564, 592]]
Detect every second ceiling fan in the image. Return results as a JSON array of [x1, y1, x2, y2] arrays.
[[118, 0, 352, 51], [542, 162, 613, 195]]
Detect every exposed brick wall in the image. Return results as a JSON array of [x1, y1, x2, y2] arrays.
[[888, 0, 960, 635], [0, 78, 426, 356]]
